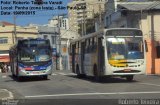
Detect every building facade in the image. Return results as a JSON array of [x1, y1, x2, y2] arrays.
[[0, 21, 38, 63], [38, 26, 59, 51], [48, 16, 69, 30], [68, 0, 106, 35]]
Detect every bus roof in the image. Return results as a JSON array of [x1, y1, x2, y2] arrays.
[[104, 28, 141, 32], [70, 30, 104, 43], [70, 28, 142, 44]]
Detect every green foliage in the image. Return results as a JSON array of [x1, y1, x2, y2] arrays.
[[78, 19, 95, 35]]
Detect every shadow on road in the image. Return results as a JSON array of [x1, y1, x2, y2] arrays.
[[7, 75, 50, 82], [67, 75, 138, 84]]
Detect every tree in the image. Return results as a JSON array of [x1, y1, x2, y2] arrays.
[[78, 18, 95, 36]]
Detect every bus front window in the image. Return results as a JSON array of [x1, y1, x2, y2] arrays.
[[107, 38, 144, 60], [18, 47, 50, 62], [127, 38, 144, 59], [107, 38, 126, 60]]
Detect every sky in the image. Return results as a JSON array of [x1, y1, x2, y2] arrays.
[[0, 0, 72, 26]]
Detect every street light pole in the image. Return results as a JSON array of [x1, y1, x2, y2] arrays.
[[55, 32, 58, 70]]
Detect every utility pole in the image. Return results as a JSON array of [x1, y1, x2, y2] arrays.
[[99, 4, 102, 30], [13, 16, 17, 43], [66, 39, 70, 70], [57, 15, 63, 70]]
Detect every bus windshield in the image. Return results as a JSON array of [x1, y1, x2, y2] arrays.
[[18, 47, 51, 62], [107, 37, 144, 60]]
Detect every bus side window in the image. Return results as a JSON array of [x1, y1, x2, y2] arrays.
[[90, 38, 94, 52], [76, 42, 78, 54], [91, 37, 95, 52], [85, 40, 87, 53], [88, 39, 90, 53], [86, 39, 89, 53], [88, 39, 91, 53], [93, 37, 97, 52], [79, 42, 81, 54]]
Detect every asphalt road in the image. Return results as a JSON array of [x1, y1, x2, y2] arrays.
[[1, 70, 160, 105]]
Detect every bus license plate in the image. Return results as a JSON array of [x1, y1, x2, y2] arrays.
[[32, 71, 40, 74], [124, 69, 131, 72]]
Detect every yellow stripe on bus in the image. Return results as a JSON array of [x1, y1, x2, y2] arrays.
[[108, 60, 128, 67]]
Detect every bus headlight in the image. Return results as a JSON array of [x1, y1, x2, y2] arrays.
[[46, 65, 51, 71]]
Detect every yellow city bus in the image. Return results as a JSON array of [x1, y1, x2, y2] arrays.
[[69, 28, 146, 81]]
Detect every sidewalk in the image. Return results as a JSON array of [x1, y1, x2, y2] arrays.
[[0, 89, 13, 99], [0, 71, 14, 100]]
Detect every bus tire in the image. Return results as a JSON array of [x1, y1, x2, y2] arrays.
[[11, 69, 14, 77], [126, 75, 134, 81], [93, 65, 100, 82], [76, 65, 81, 78], [12, 73, 16, 78], [16, 66, 19, 77], [76, 65, 85, 78]]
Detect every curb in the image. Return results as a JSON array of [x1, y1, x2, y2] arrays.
[[0, 89, 14, 100]]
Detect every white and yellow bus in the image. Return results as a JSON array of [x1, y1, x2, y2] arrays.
[[69, 28, 146, 81]]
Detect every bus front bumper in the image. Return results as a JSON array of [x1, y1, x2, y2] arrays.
[[18, 69, 52, 76]]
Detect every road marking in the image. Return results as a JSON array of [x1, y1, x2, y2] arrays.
[[25, 91, 160, 98], [138, 83, 160, 87], [2, 75, 7, 78], [0, 89, 14, 99]]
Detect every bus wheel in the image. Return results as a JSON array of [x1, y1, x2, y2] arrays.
[[126, 75, 134, 81], [76, 65, 81, 78], [12, 73, 16, 78], [93, 65, 100, 82], [11, 69, 15, 77], [76, 65, 86, 78]]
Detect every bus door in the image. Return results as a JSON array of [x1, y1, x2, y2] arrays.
[[72, 44, 76, 73], [98, 38, 105, 75], [81, 42, 85, 74]]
